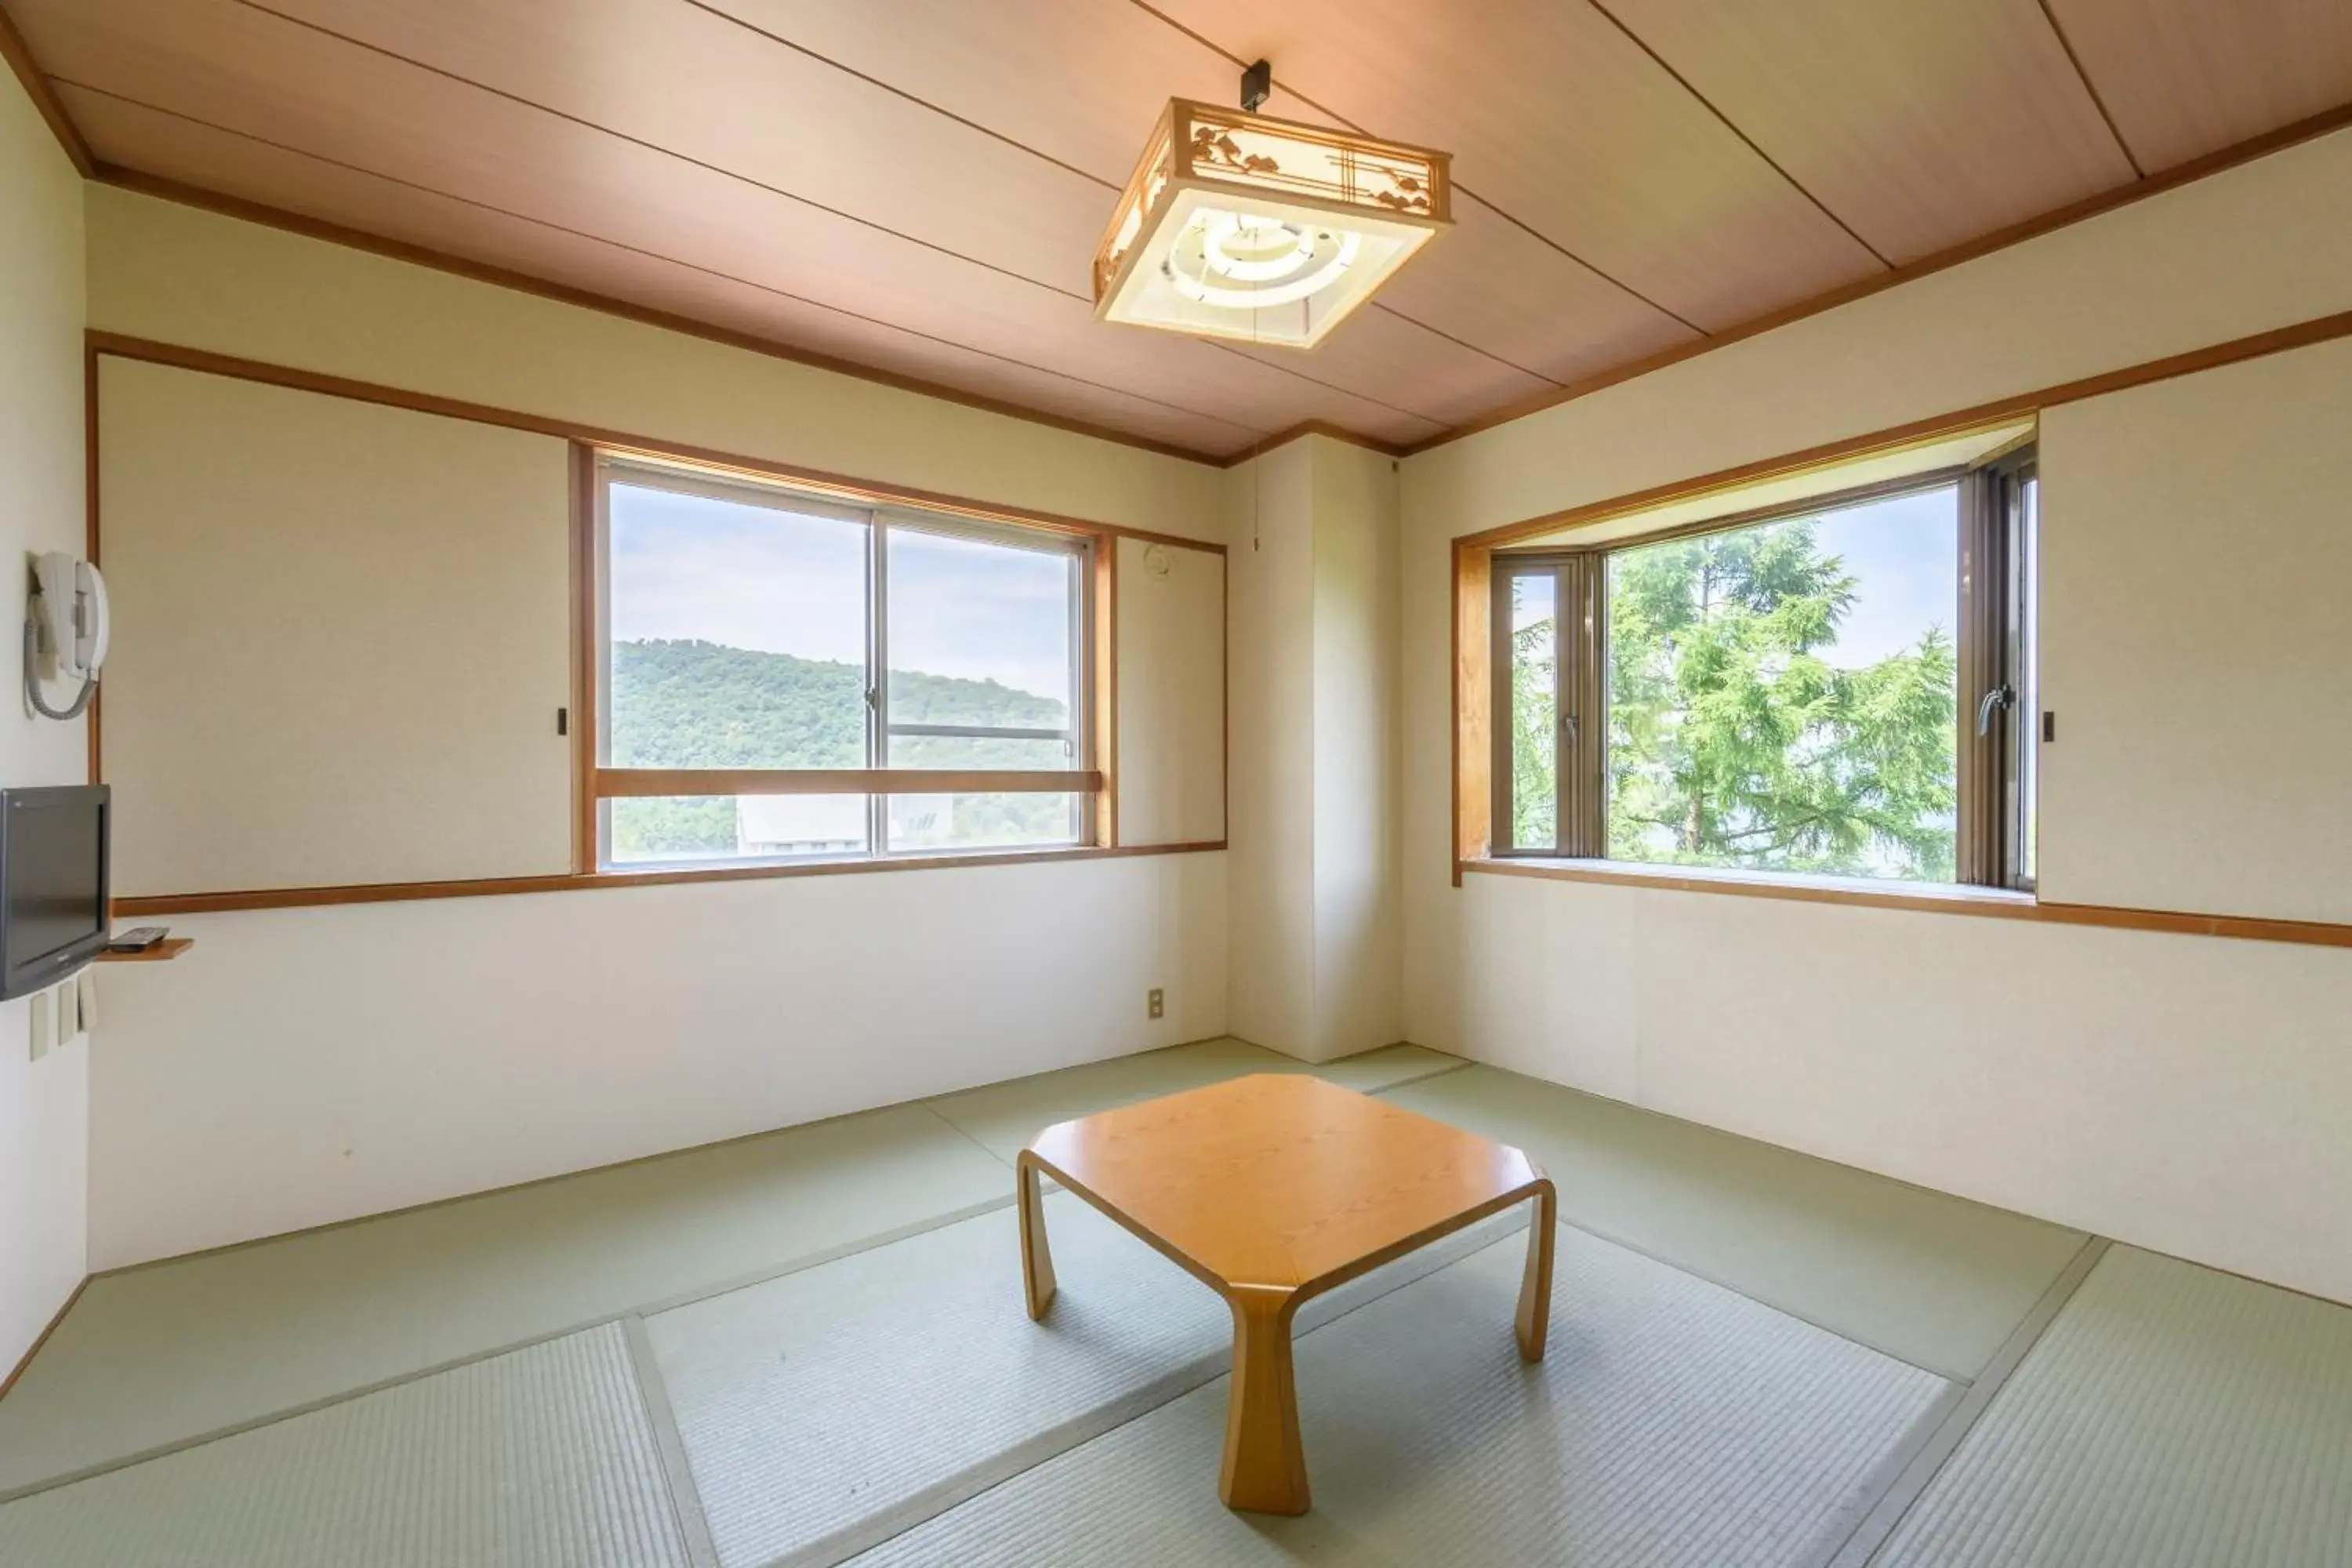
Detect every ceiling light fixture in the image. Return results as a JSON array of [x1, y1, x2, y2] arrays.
[[1091, 64, 1453, 350]]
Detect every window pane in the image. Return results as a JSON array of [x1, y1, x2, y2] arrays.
[[607, 482, 869, 769], [885, 528, 1076, 754], [1605, 486, 1960, 882], [1508, 572, 1558, 850], [887, 792, 1081, 854], [886, 733, 1074, 769], [608, 794, 870, 865]]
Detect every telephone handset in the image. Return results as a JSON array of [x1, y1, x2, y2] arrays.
[[24, 552, 110, 720]]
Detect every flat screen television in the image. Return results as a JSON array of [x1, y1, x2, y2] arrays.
[[0, 785, 111, 1001]]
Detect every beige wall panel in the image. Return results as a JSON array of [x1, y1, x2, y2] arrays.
[[99, 358, 573, 895], [0, 66, 93, 1381], [2038, 336, 2352, 923], [1113, 536, 1224, 848]]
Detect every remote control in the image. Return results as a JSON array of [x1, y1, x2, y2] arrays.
[[107, 927, 168, 952]]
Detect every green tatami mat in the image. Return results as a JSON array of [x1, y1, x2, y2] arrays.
[[648, 1189, 1514, 1568], [922, 1037, 1464, 1161], [1383, 1067, 2087, 1382], [0, 1102, 1008, 1496], [1875, 1247, 2352, 1567], [853, 1224, 1955, 1568], [0, 1323, 689, 1568]]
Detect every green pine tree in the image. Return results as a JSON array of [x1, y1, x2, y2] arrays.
[[1506, 519, 1957, 880], [1605, 520, 1956, 880]]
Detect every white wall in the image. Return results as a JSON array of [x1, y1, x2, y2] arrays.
[[1224, 442, 1317, 1058], [1224, 437, 1403, 1064], [1113, 535, 1226, 848], [1400, 125, 2352, 1305], [0, 72, 90, 1368], [2038, 338, 2352, 924], [85, 187, 1230, 1267], [94, 854, 1225, 1267], [100, 358, 575, 895], [1308, 441, 1403, 1062]]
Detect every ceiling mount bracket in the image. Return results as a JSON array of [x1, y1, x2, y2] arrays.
[[1240, 59, 1271, 113]]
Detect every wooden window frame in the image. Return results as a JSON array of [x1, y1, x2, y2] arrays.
[[1481, 455, 2034, 892], [586, 452, 1104, 869]]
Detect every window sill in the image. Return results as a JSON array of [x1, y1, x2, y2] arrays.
[[1469, 855, 2032, 912], [114, 840, 1226, 916], [1459, 855, 2352, 949]]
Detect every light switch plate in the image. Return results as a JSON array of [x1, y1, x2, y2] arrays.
[[76, 968, 97, 1034], [28, 991, 50, 1061]]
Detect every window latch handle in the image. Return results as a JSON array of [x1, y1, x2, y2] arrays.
[[1976, 683, 2015, 737], [1561, 711, 1579, 746]]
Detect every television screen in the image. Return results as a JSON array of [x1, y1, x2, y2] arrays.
[[0, 786, 110, 1000]]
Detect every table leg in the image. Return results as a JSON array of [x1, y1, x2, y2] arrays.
[[1516, 1179, 1557, 1362], [1219, 1285, 1309, 1515], [1016, 1153, 1057, 1320]]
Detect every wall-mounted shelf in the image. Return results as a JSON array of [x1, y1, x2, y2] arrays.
[[97, 938, 194, 964]]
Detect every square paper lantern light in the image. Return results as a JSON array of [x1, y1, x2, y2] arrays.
[[1091, 100, 1453, 350]]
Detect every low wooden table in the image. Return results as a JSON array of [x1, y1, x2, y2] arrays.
[[1016, 1073, 1556, 1515]]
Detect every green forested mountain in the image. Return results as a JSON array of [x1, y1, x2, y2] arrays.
[[609, 638, 1066, 768], [608, 640, 1073, 858]]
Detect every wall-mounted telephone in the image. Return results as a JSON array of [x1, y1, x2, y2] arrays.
[[24, 552, 111, 720]]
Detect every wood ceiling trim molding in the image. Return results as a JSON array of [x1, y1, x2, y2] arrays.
[[2031, 0, 2147, 177], [91, 165, 1243, 466], [1220, 419, 1406, 468], [0, 2, 93, 175], [1406, 96, 2352, 457], [1582, 0, 1893, 269]]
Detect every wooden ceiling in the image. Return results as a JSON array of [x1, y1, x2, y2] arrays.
[[6, 0, 2349, 462]]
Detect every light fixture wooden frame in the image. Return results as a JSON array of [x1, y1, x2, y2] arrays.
[[1091, 100, 1453, 350]]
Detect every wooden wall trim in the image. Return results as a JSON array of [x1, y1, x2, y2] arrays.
[[71, 99, 2352, 470], [1457, 306, 2352, 551], [91, 339, 1223, 902], [90, 169, 1230, 467], [568, 441, 597, 873], [86, 332, 1225, 556], [1462, 858, 2352, 952], [595, 768, 1102, 797], [1404, 99, 2352, 458], [0, 7, 93, 178], [111, 840, 1227, 917]]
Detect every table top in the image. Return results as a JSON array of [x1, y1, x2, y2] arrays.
[[1023, 1073, 1547, 1297]]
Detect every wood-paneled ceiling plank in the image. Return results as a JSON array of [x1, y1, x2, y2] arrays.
[[14, 0, 1442, 445], [1600, 0, 2137, 263], [228, 0, 1475, 437], [1145, 0, 1887, 331], [1377, 200, 1699, 387], [705, 0, 1697, 394], [67, 90, 1265, 458], [676, 0, 1570, 423], [248, 0, 1112, 299], [2044, 0, 2352, 172]]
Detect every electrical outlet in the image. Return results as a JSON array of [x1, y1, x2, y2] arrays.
[[1147, 987, 1165, 1020]]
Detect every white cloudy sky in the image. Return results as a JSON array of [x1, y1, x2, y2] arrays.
[[608, 485, 1077, 702]]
